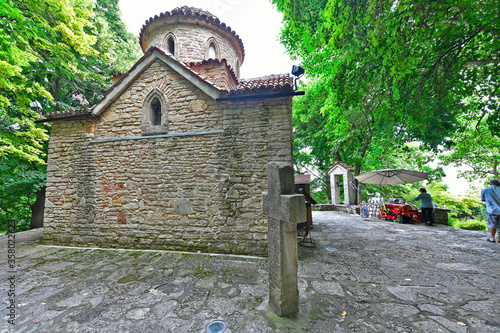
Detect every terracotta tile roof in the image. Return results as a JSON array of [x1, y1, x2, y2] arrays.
[[44, 107, 94, 119], [139, 6, 245, 63], [328, 161, 355, 173], [224, 74, 294, 95], [184, 58, 238, 83]]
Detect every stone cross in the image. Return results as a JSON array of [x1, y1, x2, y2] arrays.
[[262, 162, 306, 317]]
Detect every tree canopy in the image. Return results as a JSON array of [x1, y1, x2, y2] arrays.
[[273, 0, 499, 200], [0, 0, 141, 232]]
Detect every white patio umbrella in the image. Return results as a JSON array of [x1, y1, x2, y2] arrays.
[[355, 169, 428, 185]]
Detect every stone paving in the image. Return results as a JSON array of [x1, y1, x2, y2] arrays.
[[1, 211, 499, 332]]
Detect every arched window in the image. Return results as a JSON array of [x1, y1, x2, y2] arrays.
[[151, 97, 162, 125], [208, 43, 216, 59], [163, 33, 178, 57], [142, 89, 168, 135], [167, 37, 175, 55], [205, 38, 220, 59]]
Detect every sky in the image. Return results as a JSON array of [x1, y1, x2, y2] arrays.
[[118, 0, 296, 79]]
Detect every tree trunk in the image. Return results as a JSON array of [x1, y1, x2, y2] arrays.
[[30, 186, 46, 229], [353, 179, 360, 205], [354, 164, 362, 205], [325, 171, 331, 202], [493, 161, 498, 179]]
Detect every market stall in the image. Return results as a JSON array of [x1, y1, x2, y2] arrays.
[[380, 202, 421, 223], [355, 168, 429, 224]]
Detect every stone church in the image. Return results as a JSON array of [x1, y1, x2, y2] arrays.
[[40, 6, 301, 256]]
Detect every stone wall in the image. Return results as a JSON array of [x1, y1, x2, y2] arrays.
[[312, 204, 360, 214], [190, 61, 237, 91], [43, 60, 293, 256], [100, 60, 222, 138], [146, 22, 241, 75], [419, 208, 450, 225], [44, 119, 97, 242]]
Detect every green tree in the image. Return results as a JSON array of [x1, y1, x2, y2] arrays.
[[440, 98, 499, 181], [294, 78, 446, 203], [0, 0, 141, 232], [0, 0, 98, 232], [0, 0, 97, 163], [0, 158, 46, 231], [274, 0, 499, 200]]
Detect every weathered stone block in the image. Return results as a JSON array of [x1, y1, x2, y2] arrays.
[[262, 162, 305, 317]]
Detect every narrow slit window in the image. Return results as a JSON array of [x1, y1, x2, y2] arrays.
[[208, 43, 216, 59], [167, 37, 175, 55], [151, 97, 161, 125]]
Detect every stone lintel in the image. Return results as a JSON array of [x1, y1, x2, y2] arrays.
[[262, 162, 306, 223]]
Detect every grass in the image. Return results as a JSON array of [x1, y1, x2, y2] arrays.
[[450, 217, 488, 231]]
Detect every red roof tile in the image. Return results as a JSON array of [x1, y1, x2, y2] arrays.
[[224, 74, 294, 95], [328, 161, 355, 173], [184, 58, 238, 84], [139, 6, 245, 63]]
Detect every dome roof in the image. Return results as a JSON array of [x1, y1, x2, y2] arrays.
[[139, 6, 245, 64]]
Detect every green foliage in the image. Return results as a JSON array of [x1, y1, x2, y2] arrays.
[[275, 0, 499, 199], [453, 220, 488, 231], [310, 178, 331, 204], [0, 157, 45, 232], [440, 101, 500, 181], [93, 0, 143, 73], [0, 0, 141, 231], [1, 0, 141, 162]]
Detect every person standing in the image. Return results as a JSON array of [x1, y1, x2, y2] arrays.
[[481, 179, 500, 243], [408, 186, 435, 226]]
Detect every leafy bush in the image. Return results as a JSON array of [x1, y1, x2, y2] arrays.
[[454, 220, 488, 231], [0, 159, 45, 233], [448, 217, 459, 228], [0, 204, 31, 234]]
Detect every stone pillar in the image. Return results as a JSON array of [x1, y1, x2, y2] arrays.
[[331, 174, 341, 205], [262, 162, 306, 317]]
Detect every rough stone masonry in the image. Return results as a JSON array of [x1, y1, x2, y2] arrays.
[[39, 6, 302, 256]]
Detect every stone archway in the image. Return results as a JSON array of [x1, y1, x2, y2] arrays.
[[327, 162, 356, 205]]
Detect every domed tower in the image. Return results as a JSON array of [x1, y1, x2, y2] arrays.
[[139, 6, 245, 87]]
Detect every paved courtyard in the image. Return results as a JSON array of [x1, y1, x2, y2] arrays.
[[1, 211, 499, 332]]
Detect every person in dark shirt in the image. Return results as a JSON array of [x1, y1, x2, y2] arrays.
[[408, 186, 435, 226]]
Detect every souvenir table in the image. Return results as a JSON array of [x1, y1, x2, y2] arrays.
[[380, 203, 420, 223]]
